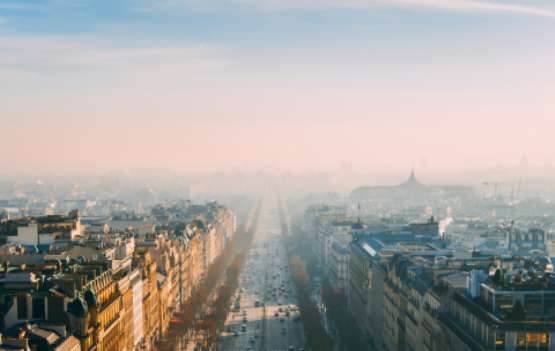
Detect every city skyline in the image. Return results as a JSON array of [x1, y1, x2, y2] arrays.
[[3, 3, 555, 350], [1, 0, 554, 174]]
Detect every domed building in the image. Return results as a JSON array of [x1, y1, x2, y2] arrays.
[[350, 169, 474, 204]]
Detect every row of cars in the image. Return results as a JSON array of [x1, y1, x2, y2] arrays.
[[264, 240, 304, 349], [219, 203, 305, 351]]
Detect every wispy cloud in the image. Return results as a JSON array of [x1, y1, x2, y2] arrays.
[[389, 0, 555, 18], [0, 36, 227, 74], [3, 0, 551, 18], [0, 2, 45, 11], [136, 0, 555, 18]]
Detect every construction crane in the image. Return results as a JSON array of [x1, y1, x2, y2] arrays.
[[509, 177, 523, 205], [483, 181, 502, 199], [515, 177, 522, 201]]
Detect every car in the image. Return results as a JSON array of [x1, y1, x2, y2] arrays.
[[280, 317, 285, 323], [281, 327, 287, 334], [288, 347, 294, 351], [233, 331, 239, 337], [241, 324, 247, 332]]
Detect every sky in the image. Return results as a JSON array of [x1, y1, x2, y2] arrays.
[[1, 0, 554, 175]]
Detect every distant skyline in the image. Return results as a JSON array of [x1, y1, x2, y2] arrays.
[[1, 0, 554, 175]]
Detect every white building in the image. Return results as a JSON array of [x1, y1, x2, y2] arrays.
[[132, 273, 144, 348], [7, 224, 41, 246]]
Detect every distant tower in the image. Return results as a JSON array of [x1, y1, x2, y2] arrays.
[[519, 154, 529, 169], [400, 166, 422, 188], [137, 202, 145, 215], [406, 166, 419, 185]]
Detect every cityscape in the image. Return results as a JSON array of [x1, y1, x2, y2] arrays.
[[2, 1, 555, 351]]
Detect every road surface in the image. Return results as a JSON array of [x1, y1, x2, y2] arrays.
[[219, 196, 305, 351]]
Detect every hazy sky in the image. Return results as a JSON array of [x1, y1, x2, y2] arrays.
[[1, 0, 554, 175]]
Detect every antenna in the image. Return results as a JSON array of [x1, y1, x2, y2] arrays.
[[516, 177, 522, 200]]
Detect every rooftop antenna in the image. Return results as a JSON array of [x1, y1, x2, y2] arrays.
[[516, 177, 522, 200]]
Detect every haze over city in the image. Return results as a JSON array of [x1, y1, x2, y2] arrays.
[[3, 2, 555, 351], [1, 0, 554, 176]]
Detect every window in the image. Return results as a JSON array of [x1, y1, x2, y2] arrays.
[[526, 332, 549, 350], [539, 333, 549, 349], [527, 333, 540, 346], [17, 295, 28, 319], [32, 298, 45, 319], [524, 295, 543, 316], [517, 332, 526, 350], [47, 297, 65, 322], [495, 331, 505, 350]]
